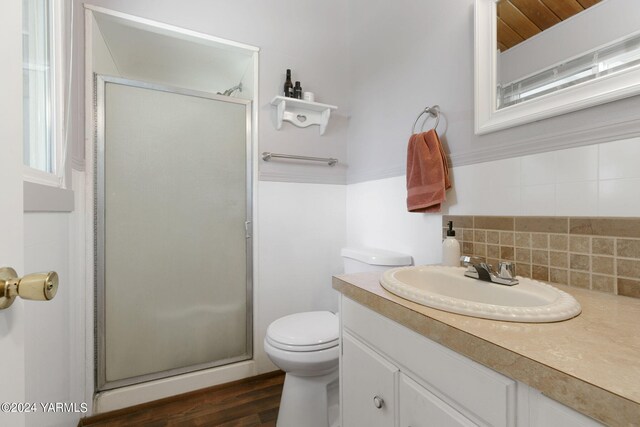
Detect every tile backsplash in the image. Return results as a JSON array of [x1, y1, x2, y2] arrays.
[[443, 216, 640, 299]]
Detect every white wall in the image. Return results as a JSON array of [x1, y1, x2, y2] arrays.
[[77, 0, 351, 185], [256, 181, 345, 372], [19, 171, 88, 427], [23, 214, 80, 427], [346, 0, 640, 183], [93, 13, 255, 100], [92, 16, 119, 76], [347, 137, 640, 264], [344, 0, 640, 269]]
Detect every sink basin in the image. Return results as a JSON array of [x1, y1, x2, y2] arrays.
[[380, 265, 581, 322]]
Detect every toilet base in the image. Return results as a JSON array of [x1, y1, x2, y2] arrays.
[[277, 368, 339, 427]]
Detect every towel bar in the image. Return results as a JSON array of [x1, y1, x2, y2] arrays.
[[412, 105, 440, 134], [262, 152, 338, 166]]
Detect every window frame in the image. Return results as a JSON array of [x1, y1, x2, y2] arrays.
[[22, 0, 74, 212], [22, 0, 67, 189]]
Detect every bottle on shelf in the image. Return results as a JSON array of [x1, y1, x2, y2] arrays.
[[284, 69, 294, 97], [294, 81, 302, 99]]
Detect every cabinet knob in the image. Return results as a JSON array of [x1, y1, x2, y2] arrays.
[[373, 395, 384, 409]]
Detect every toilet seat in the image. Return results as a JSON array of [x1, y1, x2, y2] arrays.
[[266, 311, 339, 352], [266, 335, 338, 352]]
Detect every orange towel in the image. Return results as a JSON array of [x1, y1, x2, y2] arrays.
[[406, 129, 451, 213]]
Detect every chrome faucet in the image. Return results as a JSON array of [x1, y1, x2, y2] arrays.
[[460, 256, 519, 286]]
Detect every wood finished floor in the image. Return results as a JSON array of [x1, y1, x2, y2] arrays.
[[79, 371, 285, 427]]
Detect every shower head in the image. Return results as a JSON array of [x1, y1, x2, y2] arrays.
[[218, 82, 243, 97]]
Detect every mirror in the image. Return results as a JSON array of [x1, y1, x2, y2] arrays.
[[475, 0, 640, 134]]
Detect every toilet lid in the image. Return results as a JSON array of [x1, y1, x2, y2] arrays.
[[267, 311, 339, 352]]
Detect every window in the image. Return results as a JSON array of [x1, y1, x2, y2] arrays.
[[22, 0, 64, 185], [498, 31, 640, 109]]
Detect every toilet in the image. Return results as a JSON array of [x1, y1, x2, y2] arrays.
[[264, 247, 412, 427]]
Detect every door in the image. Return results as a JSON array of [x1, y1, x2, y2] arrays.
[[96, 76, 253, 390], [399, 374, 477, 427], [0, 2, 27, 427], [342, 332, 398, 427]]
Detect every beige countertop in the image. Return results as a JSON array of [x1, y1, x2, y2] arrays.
[[333, 271, 640, 427]]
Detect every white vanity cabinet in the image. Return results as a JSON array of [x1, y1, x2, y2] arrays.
[[339, 296, 603, 427]]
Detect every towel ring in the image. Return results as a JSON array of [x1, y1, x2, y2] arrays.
[[411, 105, 440, 134]]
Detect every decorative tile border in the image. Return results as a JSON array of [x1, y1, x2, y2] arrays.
[[443, 216, 640, 299]]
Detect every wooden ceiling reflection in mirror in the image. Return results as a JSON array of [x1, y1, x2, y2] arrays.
[[497, 0, 601, 51]]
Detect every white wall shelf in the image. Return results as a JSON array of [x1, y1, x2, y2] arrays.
[[271, 96, 337, 135]]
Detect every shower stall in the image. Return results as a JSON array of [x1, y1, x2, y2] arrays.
[[94, 75, 253, 391]]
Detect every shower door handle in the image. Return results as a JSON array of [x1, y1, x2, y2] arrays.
[[245, 221, 252, 239]]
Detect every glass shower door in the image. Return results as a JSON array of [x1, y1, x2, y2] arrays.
[[96, 76, 252, 391]]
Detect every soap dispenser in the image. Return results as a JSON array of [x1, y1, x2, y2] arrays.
[[442, 221, 461, 267]]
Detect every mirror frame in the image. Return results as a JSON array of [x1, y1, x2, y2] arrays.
[[475, 0, 640, 135]]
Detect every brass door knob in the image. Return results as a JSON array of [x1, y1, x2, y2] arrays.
[[0, 267, 59, 310]]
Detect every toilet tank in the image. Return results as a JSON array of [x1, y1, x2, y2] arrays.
[[341, 247, 413, 273]]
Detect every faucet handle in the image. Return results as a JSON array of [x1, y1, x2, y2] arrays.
[[498, 261, 516, 279], [459, 256, 486, 266]]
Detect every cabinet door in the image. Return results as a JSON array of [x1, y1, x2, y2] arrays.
[[399, 374, 478, 427], [342, 332, 398, 427], [529, 389, 604, 427]]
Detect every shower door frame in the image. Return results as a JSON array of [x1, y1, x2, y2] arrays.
[[94, 75, 253, 392]]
